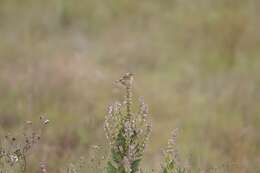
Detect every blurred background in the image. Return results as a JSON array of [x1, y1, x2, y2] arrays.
[[0, 0, 260, 172]]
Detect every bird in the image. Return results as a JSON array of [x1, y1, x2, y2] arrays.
[[116, 73, 134, 87]]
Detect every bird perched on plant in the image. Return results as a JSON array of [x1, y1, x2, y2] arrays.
[[116, 72, 134, 87]]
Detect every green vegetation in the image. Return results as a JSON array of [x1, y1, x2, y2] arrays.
[[105, 73, 152, 173]]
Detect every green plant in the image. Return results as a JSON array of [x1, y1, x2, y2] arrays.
[[104, 73, 151, 173], [161, 129, 187, 173]]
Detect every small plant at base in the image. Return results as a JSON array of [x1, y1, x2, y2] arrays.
[[104, 73, 151, 173], [0, 116, 49, 173], [160, 129, 187, 173]]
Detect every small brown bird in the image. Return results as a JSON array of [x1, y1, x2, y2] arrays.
[[116, 73, 134, 87]]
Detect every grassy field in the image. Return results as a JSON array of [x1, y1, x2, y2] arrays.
[[0, 0, 260, 172]]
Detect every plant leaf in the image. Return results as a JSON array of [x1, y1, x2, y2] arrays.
[[131, 159, 141, 173], [107, 161, 117, 173]]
